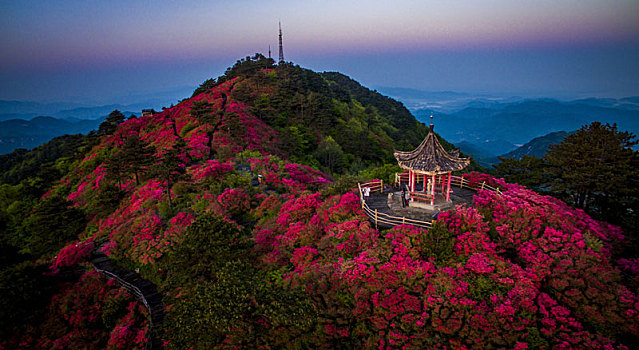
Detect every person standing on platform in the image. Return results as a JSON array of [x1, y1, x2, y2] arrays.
[[401, 187, 407, 208]]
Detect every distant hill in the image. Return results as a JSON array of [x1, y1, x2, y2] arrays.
[[0, 116, 102, 154], [415, 99, 639, 156], [501, 131, 571, 159], [54, 105, 138, 120], [375, 87, 524, 112], [455, 141, 500, 167]]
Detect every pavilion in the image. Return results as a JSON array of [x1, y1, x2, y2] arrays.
[[394, 119, 470, 209]]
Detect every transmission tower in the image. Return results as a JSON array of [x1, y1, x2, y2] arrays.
[[278, 21, 284, 63]]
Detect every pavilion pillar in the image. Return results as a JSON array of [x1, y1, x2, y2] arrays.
[[422, 173, 426, 192], [431, 174, 435, 205], [446, 172, 452, 202], [410, 170, 414, 193]]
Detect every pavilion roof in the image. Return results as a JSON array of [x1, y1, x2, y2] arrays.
[[394, 127, 470, 175]]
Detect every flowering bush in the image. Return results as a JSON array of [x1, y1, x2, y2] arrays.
[[51, 239, 94, 272], [34, 271, 148, 349], [218, 187, 251, 217]]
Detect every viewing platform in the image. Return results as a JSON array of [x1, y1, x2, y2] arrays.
[[358, 176, 499, 230]]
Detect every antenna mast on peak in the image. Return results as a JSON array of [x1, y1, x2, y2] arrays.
[[278, 21, 284, 63]]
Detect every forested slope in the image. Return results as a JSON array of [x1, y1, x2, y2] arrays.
[[0, 56, 637, 349]]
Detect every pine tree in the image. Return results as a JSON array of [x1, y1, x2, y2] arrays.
[[545, 122, 639, 211], [150, 141, 188, 212], [190, 100, 220, 158], [98, 110, 126, 136], [120, 136, 156, 185]]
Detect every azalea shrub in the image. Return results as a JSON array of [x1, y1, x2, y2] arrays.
[[249, 181, 637, 348], [27, 271, 148, 349]]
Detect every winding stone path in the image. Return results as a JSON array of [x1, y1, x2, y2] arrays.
[[91, 252, 165, 350]]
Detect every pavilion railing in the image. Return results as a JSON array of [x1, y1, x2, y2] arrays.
[[359, 179, 384, 193], [409, 191, 433, 203], [358, 174, 502, 230], [450, 175, 502, 194], [358, 181, 432, 230]]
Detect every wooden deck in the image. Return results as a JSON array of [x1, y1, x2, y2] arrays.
[[363, 185, 476, 229]]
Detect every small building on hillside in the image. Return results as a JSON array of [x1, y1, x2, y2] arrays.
[[141, 109, 156, 117], [394, 119, 470, 209]]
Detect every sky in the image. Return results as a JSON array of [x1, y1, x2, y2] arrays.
[[1, 0, 638, 104]]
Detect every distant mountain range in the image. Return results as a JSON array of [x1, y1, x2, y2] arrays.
[[0, 100, 142, 121], [501, 131, 571, 160], [0, 116, 103, 155], [0, 90, 194, 154], [407, 98, 638, 165]]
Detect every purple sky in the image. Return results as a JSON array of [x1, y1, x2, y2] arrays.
[[1, 0, 638, 103]]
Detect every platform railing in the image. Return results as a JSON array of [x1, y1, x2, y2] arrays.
[[359, 174, 502, 230], [358, 181, 432, 230]]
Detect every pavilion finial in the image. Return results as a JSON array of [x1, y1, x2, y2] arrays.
[[429, 112, 434, 132]]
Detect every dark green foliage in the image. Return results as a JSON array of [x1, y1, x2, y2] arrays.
[[106, 135, 156, 187], [93, 182, 125, 215], [493, 155, 549, 192], [359, 163, 402, 184], [98, 110, 125, 136], [466, 275, 509, 301], [20, 195, 87, 256], [411, 221, 456, 263], [0, 134, 90, 186], [192, 78, 217, 97], [120, 135, 156, 185], [0, 258, 56, 339], [314, 136, 346, 174], [161, 214, 318, 349], [217, 53, 276, 84], [190, 100, 218, 127], [159, 214, 250, 285], [150, 141, 188, 212], [165, 261, 318, 350], [545, 122, 639, 211]]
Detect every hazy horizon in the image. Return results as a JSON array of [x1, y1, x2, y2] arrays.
[[1, 0, 638, 104]]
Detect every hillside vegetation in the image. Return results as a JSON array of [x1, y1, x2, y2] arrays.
[[1, 56, 638, 349]]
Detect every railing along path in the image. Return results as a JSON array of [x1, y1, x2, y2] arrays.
[[91, 252, 164, 350], [358, 176, 501, 230]]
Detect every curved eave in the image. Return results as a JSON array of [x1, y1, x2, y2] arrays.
[[393, 131, 471, 175], [395, 159, 471, 175]]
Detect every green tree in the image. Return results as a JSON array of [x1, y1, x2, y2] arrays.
[[493, 155, 548, 191], [150, 142, 188, 212], [545, 122, 638, 211], [104, 151, 126, 188], [98, 110, 125, 136], [190, 100, 218, 129], [120, 135, 156, 185], [159, 214, 250, 285], [160, 214, 317, 349], [20, 195, 87, 257], [314, 136, 346, 174], [190, 100, 219, 158]]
